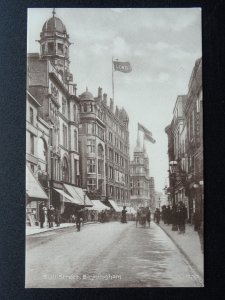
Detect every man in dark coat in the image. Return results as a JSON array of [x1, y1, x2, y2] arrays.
[[146, 207, 151, 228], [121, 206, 127, 223], [39, 202, 45, 228]]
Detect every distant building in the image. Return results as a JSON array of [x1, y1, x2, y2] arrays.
[[130, 132, 155, 210]]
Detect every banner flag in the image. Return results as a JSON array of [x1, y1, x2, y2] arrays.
[[144, 132, 156, 144], [138, 122, 152, 136], [113, 61, 132, 73]]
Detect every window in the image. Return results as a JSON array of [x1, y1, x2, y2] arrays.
[[48, 42, 54, 54], [62, 98, 66, 114], [87, 124, 92, 134], [98, 159, 103, 175], [63, 125, 67, 148], [87, 139, 95, 153], [57, 43, 64, 55], [62, 157, 69, 182], [30, 107, 34, 124], [74, 130, 77, 151], [73, 104, 77, 122], [87, 159, 96, 173], [84, 103, 87, 112], [30, 164, 34, 173], [30, 133, 34, 155], [87, 179, 96, 191]]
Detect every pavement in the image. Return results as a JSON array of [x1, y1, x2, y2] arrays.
[[26, 221, 203, 288], [157, 221, 204, 279], [26, 222, 97, 236]]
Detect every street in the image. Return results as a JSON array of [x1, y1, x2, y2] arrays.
[[26, 221, 203, 288]]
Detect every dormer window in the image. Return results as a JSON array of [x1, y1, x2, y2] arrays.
[[48, 42, 54, 54], [58, 43, 64, 55]]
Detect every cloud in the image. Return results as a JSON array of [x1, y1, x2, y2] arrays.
[[112, 36, 131, 57]]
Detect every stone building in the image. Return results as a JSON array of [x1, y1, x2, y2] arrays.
[[26, 91, 49, 224], [27, 10, 86, 218], [130, 132, 154, 210], [78, 87, 130, 205], [165, 57, 203, 222]]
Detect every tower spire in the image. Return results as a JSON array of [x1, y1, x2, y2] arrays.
[[137, 130, 140, 148], [52, 8, 56, 17]]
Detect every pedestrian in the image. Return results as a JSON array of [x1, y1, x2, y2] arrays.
[[154, 208, 160, 224], [146, 207, 151, 228], [47, 205, 54, 228], [171, 205, 178, 231], [193, 208, 201, 231], [167, 205, 171, 225], [39, 202, 45, 228], [75, 210, 82, 231], [121, 206, 127, 223]]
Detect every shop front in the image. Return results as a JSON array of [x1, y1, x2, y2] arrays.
[[26, 165, 49, 226]]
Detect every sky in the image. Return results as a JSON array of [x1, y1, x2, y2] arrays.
[[27, 8, 202, 192]]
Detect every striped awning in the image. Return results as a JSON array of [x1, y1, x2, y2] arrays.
[[53, 188, 80, 205], [87, 200, 110, 211], [26, 166, 48, 200], [108, 200, 123, 212], [64, 184, 93, 207]]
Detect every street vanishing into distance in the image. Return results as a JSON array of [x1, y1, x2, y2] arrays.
[[26, 221, 203, 288]]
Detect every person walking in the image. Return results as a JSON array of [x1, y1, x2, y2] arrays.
[[154, 208, 160, 224], [75, 210, 82, 231], [146, 207, 151, 228], [39, 202, 45, 228], [47, 205, 54, 228], [121, 206, 127, 223]]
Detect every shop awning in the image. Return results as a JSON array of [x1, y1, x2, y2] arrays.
[[26, 166, 48, 200], [87, 200, 110, 211], [64, 184, 93, 207], [53, 188, 80, 205], [108, 200, 123, 212]]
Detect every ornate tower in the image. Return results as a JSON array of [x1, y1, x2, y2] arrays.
[[39, 9, 72, 81]]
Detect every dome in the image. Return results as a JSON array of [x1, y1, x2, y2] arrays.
[[119, 108, 129, 120], [42, 16, 67, 34], [79, 88, 94, 101]]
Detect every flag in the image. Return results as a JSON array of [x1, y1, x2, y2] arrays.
[[113, 61, 132, 73], [144, 132, 156, 144], [138, 122, 152, 136]]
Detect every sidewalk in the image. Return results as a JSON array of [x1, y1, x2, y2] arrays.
[[26, 222, 97, 236], [158, 222, 204, 278]]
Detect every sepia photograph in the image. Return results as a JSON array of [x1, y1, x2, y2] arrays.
[[25, 7, 203, 288]]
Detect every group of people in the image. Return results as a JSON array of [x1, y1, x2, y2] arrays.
[[39, 202, 60, 229], [161, 202, 187, 233]]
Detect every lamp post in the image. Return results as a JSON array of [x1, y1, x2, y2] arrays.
[[169, 160, 178, 206], [158, 197, 161, 209]]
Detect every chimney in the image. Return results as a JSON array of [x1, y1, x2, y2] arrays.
[[98, 87, 102, 100], [103, 93, 107, 102]]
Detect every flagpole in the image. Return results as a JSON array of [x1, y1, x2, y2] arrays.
[[112, 56, 114, 100]]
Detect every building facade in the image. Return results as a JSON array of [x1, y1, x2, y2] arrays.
[[78, 87, 130, 205], [27, 11, 81, 216], [130, 133, 154, 210], [165, 57, 203, 223]]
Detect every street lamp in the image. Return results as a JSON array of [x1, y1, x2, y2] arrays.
[[158, 197, 161, 209], [169, 160, 178, 206], [83, 188, 87, 222]]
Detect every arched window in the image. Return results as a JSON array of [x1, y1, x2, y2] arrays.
[[37, 138, 47, 171], [83, 103, 87, 112], [98, 144, 104, 158], [62, 157, 69, 182], [73, 104, 77, 122], [74, 130, 77, 151]]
